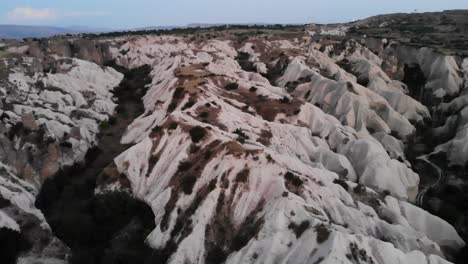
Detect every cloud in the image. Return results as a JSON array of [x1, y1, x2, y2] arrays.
[[7, 7, 58, 22], [5, 7, 110, 24]]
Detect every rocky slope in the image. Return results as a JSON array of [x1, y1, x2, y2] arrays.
[[0, 38, 123, 263], [0, 10, 467, 264]]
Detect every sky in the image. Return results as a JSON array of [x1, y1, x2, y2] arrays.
[[1, 0, 468, 29]]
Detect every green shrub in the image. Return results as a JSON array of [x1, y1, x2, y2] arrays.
[[233, 129, 249, 140], [314, 224, 331, 243], [115, 104, 127, 114], [279, 96, 290, 104], [333, 178, 349, 191], [168, 102, 178, 112], [0, 228, 31, 264], [181, 175, 197, 194], [224, 82, 239, 91], [199, 112, 209, 119], [173, 87, 186, 99], [99, 120, 109, 129], [182, 100, 196, 110], [288, 220, 310, 238], [168, 123, 178, 130], [178, 161, 192, 172], [236, 52, 257, 72], [57, 211, 96, 246], [189, 126, 206, 143], [108, 116, 117, 125], [353, 184, 366, 195], [285, 172, 303, 187], [206, 245, 228, 264]]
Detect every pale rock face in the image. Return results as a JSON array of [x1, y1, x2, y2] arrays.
[[105, 35, 465, 264], [362, 38, 468, 167], [319, 25, 350, 36], [338, 40, 431, 124], [0, 50, 123, 261], [0, 161, 69, 263], [372, 40, 464, 97], [1, 26, 467, 264], [239, 43, 268, 74]]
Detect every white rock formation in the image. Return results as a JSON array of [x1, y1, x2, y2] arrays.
[[103, 35, 465, 264]]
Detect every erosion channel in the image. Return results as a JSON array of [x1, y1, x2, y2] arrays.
[[35, 64, 158, 264]]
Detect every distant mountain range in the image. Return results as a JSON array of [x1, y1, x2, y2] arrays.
[[0, 25, 110, 39]]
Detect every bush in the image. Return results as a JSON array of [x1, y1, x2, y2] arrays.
[[38, 174, 156, 264], [85, 146, 102, 163], [182, 100, 196, 110], [333, 178, 349, 191], [168, 102, 178, 112], [181, 175, 197, 194], [288, 220, 310, 238], [173, 87, 186, 99], [314, 224, 331, 243], [35, 178, 60, 209], [57, 211, 97, 246], [199, 112, 209, 119], [285, 172, 303, 187], [0, 228, 31, 264], [0, 196, 11, 208], [168, 123, 178, 130], [456, 245, 468, 264], [353, 184, 366, 195], [189, 126, 206, 143], [115, 105, 127, 114], [108, 116, 117, 126], [224, 82, 239, 91], [346, 242, 372, 263], [233, 129, 249, 139], [69, 249, 95, 264], [237, 136, 246, 144], [279, 96, 290, 104], [236, 52, 257, 72], [99, 120, 109, 129], [231, 233, 249, 251], [235, 169, 250, 183], [60, 141, 73, 148], [178, 161, 192, 172], [206, 245, 228, 264]]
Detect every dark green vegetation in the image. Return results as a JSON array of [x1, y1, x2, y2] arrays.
[[0, 228, 32, 264], [314, 224, 331, 244], [82, 24, 304, 39], [234, 128, 249, 144], [189, 126, 207, 143], [262, 53, 289, 85], [284, 172, 303, 187], [236, 51, 256, 72], [36, 64, 158, 264], [346, 242, 374, 264], [402, 64, 427, 103], [106, 63, 153, 117], [288, 220, 310, 238], [224, 82, 239, 91]]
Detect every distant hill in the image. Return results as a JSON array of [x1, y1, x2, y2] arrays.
[[131, 23, 290, 32], [0, 22, 302, 40], [131, 26, 178, 31], [0, 25, 109, 39]]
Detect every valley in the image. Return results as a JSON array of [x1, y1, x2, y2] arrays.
[[0, 10, 468, 264]]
